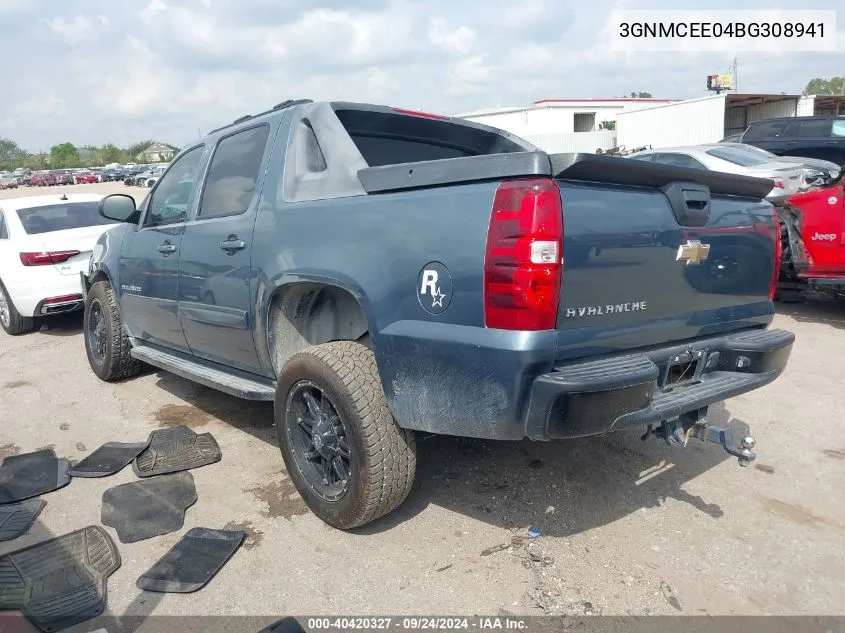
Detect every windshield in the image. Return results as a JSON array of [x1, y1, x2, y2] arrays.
[[16, 202, 116, 234], [705, 146, 768, 167]]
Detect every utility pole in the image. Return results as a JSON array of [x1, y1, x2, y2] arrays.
[[728, 57, 739, 92], [733, 56, 738, 93]]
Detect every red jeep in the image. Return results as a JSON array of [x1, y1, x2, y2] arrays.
[[777, 182, 845, 298]]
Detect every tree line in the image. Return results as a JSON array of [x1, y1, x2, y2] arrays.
[[804, 76, 845, 96], [0, 138, 177, 172]]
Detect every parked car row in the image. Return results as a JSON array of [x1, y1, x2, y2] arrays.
[[124, 166, 166, 187], [1, 163, 170, 188]]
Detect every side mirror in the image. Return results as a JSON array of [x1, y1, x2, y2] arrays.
[[99, 194, 138, 223]]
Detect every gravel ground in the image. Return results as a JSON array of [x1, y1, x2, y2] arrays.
[[1, 183, 844, 625]]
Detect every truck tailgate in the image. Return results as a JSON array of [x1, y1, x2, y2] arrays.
[[553, 156, 778, 359]]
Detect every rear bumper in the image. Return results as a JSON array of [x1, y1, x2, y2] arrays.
[[33, 296, 84, 315], [524, 328, 794, 440], [7, 274, 87, 318]]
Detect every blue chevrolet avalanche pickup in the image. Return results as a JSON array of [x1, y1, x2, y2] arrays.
[[82, 99, 794, 529]]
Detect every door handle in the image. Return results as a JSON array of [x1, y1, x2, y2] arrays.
[[219, 235, 247, 252], [157, 242, 177, 254]]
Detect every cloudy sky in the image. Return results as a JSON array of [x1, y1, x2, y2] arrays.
[[0, 0, 841, 151]]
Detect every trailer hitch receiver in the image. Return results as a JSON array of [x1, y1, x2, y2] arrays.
[[689, 423, 756, 467], [644, 419, 756, 466]]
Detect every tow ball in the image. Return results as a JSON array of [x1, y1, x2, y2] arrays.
[[642, 417, 757, 467]]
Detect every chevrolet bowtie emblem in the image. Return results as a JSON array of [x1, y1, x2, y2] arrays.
[[676, 239, 711, 265]]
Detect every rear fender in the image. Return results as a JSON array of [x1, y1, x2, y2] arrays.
[[259, 271, 379, 377], [86, 225, 128, 293]]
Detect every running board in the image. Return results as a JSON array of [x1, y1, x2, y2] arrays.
[[130, 343, 276, 401]]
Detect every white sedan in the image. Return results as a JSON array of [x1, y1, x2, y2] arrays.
[[628, 144, 807, 198], [0, 193, 119, 335]]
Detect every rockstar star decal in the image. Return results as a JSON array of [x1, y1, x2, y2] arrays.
[[431, 288, 446, 308]]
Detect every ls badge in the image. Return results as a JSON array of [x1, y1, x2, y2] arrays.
[[676, 239, 711, 265], [417, 262, 452, 314]]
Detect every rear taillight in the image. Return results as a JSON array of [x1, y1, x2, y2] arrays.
[[770, 218, 782, 301], [484, 178, 563, 330], [19, 250, 81, 266], [773, 178, 785, 189]]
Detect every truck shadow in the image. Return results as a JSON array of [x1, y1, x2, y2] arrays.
[[149, 372, 744, 539], [776, 298, 845, 330], [360, 402, 747, 537], [153, 372, 276, 443]]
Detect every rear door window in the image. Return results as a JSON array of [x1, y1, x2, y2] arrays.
[[796, 119, 833, 138], [743, 120, 790, 140], [0, 211, 7, 239], [198, 125, 271, 219]]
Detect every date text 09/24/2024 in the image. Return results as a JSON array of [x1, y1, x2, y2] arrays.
[[307, 617, 527, 630]]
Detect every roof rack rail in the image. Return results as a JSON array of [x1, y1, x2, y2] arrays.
[[208, 99, 314, 135], [273, 99, 313, 110]]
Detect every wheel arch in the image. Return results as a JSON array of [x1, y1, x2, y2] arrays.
[[262, 276, 374, 378], [83, 266, 115, 296]]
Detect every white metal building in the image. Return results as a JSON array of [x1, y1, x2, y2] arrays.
[[799, 94, 845, 116], [458, 98, 675, 134], [457, 98, 675, 152], [459, 93, 845, 155], [615, 93, 802, 149]]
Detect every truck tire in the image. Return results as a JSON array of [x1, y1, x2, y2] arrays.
[[84, 280, 143, 381], [275, 341, 416, 530], [0, 281, 36, 336]]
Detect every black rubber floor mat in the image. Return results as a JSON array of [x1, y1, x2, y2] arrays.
[[132, 425, 222, 478], [0, 450, 71, 505], [136, 527, 245, 593], [68, 441, 150, 478], [0, 525, 120, 632], [0, 499, 45, 541], [101, 471, 197, 543]]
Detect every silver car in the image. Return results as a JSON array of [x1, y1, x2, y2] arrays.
[[718, 142, 841, 185], [0, 173, 18, 190], [628, 144, 806, 197]]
